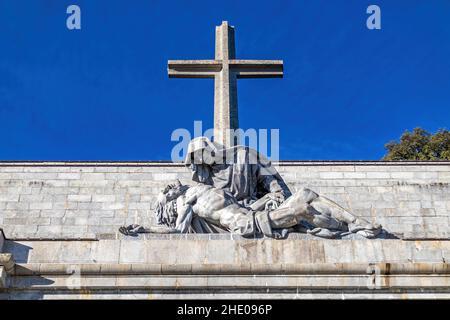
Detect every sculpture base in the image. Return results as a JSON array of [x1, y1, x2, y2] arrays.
[[2, 237, 450, 299]]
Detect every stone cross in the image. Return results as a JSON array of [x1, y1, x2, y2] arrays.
[[168, 21, 283, 147]]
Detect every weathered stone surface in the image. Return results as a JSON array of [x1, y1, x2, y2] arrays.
[[0, 161, 449, 239], [168, 21, 283, 147], [2, 291, 450, 300]]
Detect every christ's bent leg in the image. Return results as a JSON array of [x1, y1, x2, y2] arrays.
[[273, 187, 382, 238]]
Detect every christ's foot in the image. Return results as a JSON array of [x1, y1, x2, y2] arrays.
[[348, 218, 382, 238]]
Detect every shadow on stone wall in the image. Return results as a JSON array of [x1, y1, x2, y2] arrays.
[[3, 241, 32, 263]]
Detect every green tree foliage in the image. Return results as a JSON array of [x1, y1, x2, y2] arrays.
[[383, 128, 450, 160]]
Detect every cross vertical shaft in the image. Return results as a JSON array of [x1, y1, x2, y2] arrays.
[[214, 21, 238, 146], [167, 21, 283, 148]]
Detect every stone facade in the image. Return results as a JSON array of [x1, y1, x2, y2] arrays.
[[168, 21, 283, 147], [0, 161, 449, 240]]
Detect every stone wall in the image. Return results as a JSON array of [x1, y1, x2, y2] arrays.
[[0, 229, 4, 252], [2, 238, 450, 299], [0, 161, 449, 239], [5, 238, 450, 265]]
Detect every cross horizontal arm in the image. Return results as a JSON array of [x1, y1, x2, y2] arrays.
[[229, 60, 283, 78], [168, 60, 221, 78]]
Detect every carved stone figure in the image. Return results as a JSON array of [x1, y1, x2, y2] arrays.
[[119, 137, 382, 239], [121, 180, 284, 238]]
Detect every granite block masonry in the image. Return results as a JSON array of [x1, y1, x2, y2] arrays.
[[0, 161, 449, 299], [0, 228, 5, 252], [0, 161, 449, 240]]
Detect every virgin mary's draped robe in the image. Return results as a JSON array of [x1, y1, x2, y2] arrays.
[[184, 142, 290, 234]]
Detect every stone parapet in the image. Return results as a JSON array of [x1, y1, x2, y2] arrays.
[[0, 228, 5, 252], [0, 161, 449, 239]]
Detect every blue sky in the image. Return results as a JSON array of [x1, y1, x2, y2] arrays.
[[0, 0, 449, 160]]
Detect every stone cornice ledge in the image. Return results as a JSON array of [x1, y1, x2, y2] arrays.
[[13, 262, 450, 276], [0, 228, 5, 252]]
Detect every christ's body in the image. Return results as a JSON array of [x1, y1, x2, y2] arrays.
[[133, 181, 380, 239]]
